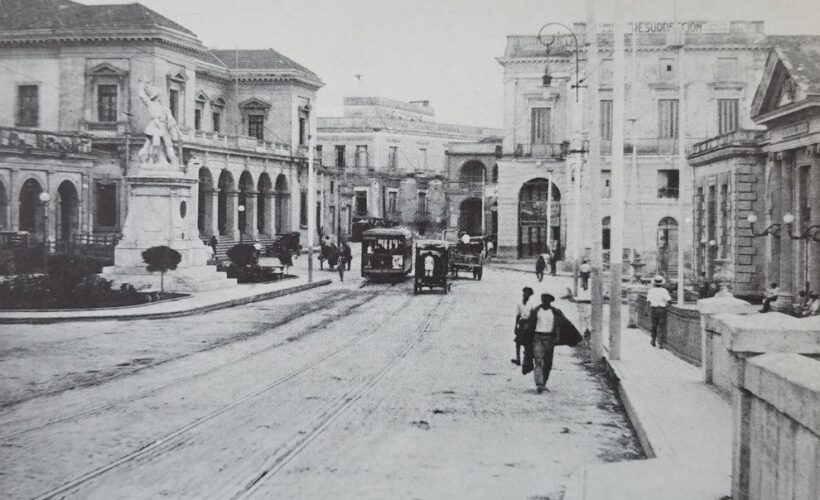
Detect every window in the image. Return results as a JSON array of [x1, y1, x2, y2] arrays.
[[194, 107, 203, 131], [659, 58, 676, 81], [354, 190, 367, 215], [299, 191, 308, 227], [530, 107, 551, 144], [718, 99, 739, 135], [330, 181, 334, 194], [355, 145, 368, 168], [719, 183, 729, 258], [601, 171, 612, 198], [600, 100, 613, 140], [602, 217, 611, 251], [16, 85, 39, 127], [600, 59, 613, 84], [315, 145, 322, 164], [97, 85, 118, 123], [212, 112, 222, 133], [387, 190, 398, 214], [658, 99, 679, 138], [657, 169, 680, 198], [388, 146, 398, 169], [335, 145, 346, 169], [168, 89, 179, 120], [315, 201, 322, 231], [248, 115, 264, 140], [299, 116, 307, 145], [419, 148, 428, 170], [94, 182, 117, 228], [417, 191, 428, 213]]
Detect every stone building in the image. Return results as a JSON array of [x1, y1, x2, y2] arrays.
[[0, 0, 328, 257], [495, 21, 777, 272], [443, 138, 502, 238], [317, 97, 499, 238], [689, 37, 820, 301]]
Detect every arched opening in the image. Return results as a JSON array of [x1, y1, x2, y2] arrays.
[[56, 181, 79, 242], [459, 198, 482, 236], [217, 170, 234, 236], [18, 178, 45, 241], [238, 171, 254, 235], [657, 216, 678, 277], [257, 172, 272, 235], [0, 179, 8, 231], [518, 178, 561, 257], [274, 174, 290, 234], [198, 167, 214, 236], [459, 160, 486, 186]]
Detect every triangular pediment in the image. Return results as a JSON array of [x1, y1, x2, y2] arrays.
[[238, 97, 271, 109], [86, 62, 128, 77], [195, 91, 209, 102], [751, 45, 816, 122], [167, 69, 189, 83]]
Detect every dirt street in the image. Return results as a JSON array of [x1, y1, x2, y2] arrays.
[[0, 266, 642, 499]]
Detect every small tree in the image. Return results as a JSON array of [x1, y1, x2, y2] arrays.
[[142, 246, 182, 293]]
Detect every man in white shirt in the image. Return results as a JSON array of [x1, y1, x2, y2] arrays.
[[424, 253, 435, 277], [512, 287, 535, 366], [530, 293, 558, 393], [579, 260, 591, 290], [647, 275, 672, 348]]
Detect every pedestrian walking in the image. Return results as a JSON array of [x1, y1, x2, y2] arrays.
[[548, 252, 557, 276], [647, 275, 672, 348], [338, 254, 346, 282], [424, 253, 435, 277], [342, 240, 352, 271], [535, 254, 546, 282], [579, 259, 591, 290], [511, 287, 535, 366], [521, 293, 581, 393]]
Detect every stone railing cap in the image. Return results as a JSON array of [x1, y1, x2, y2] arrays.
[[743, 353, 820, 435], [707, 312, 820, 354]]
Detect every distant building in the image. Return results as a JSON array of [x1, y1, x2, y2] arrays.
[[317, 97, 500, 238], [0, 0, 326, 258], [496, 20, 778, 273], [444, 138, 503, 239], [689, 36, 820, 302]]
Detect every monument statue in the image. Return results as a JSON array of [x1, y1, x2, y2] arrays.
[[137, 77, 181, 166]]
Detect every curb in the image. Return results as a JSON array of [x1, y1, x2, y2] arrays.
[[0, 280, 332, 324]]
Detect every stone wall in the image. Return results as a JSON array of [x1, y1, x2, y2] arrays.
[[630, 291, 702, 366], [733, 353, 820, 500]]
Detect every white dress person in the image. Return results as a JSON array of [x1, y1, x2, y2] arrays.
[[137, 78, 181, 165]]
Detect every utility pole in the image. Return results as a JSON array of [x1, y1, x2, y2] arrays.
[[307, 104, 316, 283], [546, 173, 552, 252], [676, 3, 687, 305], [608, 2, 626, 360], [585, 0, 604, 360]]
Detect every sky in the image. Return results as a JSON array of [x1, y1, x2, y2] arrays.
[[82, 0, 820, 129]]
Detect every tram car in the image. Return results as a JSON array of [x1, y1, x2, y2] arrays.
[[361, 227, 414, 280]]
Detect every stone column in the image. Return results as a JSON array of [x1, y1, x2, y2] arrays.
[[269, 192, 277, 235], [774, 152, 793, 310], [261, 192, 274, 236], [208, 189, 219, 237], [810, 152, 820, 293], [764, 155, 778, 288], [225, 188, 239, 240], [244, 190, 258, 239]]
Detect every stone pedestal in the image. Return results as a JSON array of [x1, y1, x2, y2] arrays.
[[103, 163, 236, 292]]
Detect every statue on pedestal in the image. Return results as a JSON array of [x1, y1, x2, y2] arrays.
[[136, 77, 181, 166]]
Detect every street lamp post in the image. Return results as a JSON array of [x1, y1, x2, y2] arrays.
[[749, 211, 820, 298], [238, 205, 245, 244], [39, 191, 51, 272], [538, 23, 586, 101]]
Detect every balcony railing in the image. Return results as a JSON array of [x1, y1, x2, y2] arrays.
[[385, 210, 402, 224], [512, 142, 568, 159], [690, 129, 762, 155], [182, 130, 291, 156], [601, 138, 700, 155], [657, 187, 680, 199], [0, 126, 92, 154], [79, 121, 128, 136], [415, 210, 431, 223]]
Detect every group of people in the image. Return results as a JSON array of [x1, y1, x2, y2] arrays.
[[534, 252, 558, 282], [761, 283, 820, 316], [512, 287, 582, 394]]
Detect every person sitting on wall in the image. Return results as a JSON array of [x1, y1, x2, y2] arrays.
[[760, 282, 779, 313], [804, 292, 820, 317]]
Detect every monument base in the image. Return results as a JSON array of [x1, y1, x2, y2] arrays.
[[104, 166, 237, 292]]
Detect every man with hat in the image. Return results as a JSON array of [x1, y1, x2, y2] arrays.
[[524, 293, 567, 393], [647, 275, 672, 348]]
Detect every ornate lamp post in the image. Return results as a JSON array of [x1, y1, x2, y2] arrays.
[[537, 23, 586, 101], [39, 191, 51, 272], [238, 204, 245, 244]]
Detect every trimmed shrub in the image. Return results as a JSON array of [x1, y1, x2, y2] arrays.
[[142, 246, 182, 293]]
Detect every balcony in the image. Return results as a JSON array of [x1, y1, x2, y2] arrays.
[[512, 142, 568, 159], [657, 187, 680, 199], [0, 126, 92, 155], [415, 210, 431, 224], [181, 130, 291, 157], [601, 138, 700, 156], [385, 210, 402, 225], [690, 129, 762, 156], [79, 120, 128, 137]]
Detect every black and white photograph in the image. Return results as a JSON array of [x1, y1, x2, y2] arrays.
[[0, 0, 818, 498]]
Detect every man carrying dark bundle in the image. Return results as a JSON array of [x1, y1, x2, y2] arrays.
[[521, 293, 581, 394]]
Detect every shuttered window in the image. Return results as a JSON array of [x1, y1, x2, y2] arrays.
[[530, 107, 551, 144], [718, 99, 739, 135], [600, 100, 613, 140], [16, 85, 39, 127], [97, 85, 118, 123], [658, 99, 679, 139]]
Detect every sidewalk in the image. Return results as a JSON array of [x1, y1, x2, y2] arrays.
[[564, 310, 733, 500], [0, 253, 332, 324]]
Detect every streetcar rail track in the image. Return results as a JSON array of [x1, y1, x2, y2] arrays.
[[31, 290, 429, 500]]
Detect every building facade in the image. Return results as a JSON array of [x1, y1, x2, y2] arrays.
[[0, 0, 328, 258], [317, 97, 500, 238], [689, 37, 820, 301], [496, 21, 775, 273]]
